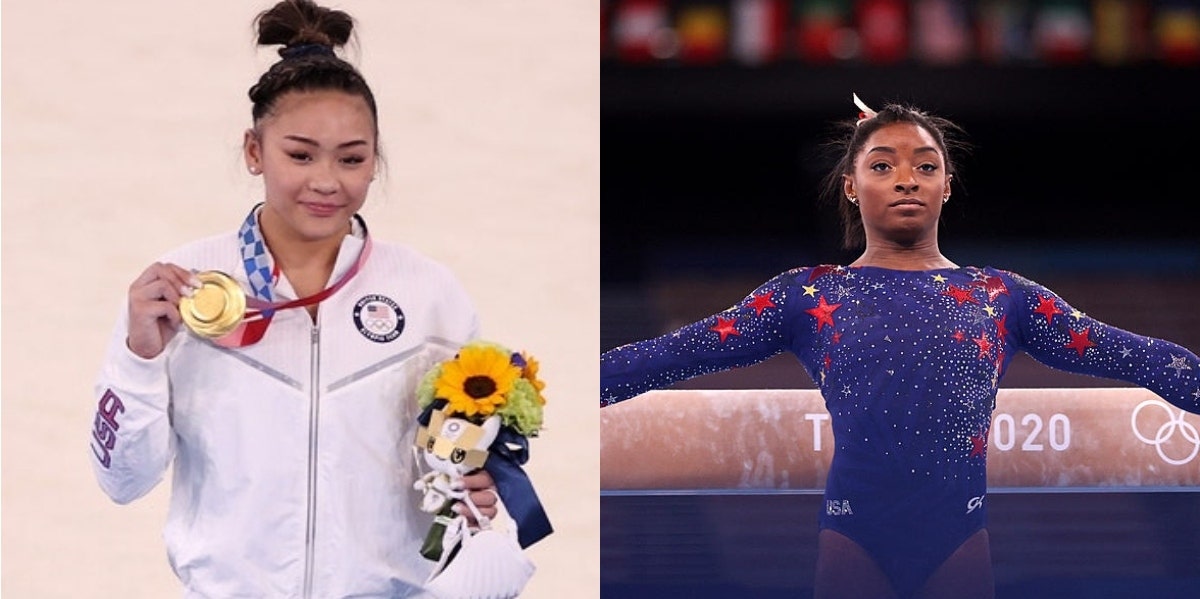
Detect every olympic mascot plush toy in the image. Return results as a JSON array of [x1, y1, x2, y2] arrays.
[[413, 410, 502, 559], [412, 340, 551, 599]]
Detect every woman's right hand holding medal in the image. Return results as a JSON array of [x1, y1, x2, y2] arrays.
[[127, 262, 201, 359]]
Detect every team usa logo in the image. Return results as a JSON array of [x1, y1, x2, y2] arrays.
[[353, 295, 405, 343], [91, 389, 125, 469], [825, 499, 853, 516]]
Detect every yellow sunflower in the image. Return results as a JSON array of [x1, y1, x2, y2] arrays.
[[436, 344, 521, 418], [520, 352, 547, 405]]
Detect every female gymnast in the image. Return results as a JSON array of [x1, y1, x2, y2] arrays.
[[600, 96, 1200, 599], [87, 1, 550, 596]]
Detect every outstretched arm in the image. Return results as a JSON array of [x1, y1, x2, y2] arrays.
[[1008, 271, 1200, 414], [602, 272, 801, 406]]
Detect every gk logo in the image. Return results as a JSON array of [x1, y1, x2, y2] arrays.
[[966, 494, 985, 514]]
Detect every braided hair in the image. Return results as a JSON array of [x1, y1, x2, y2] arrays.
[[247, 0, 378, 137]]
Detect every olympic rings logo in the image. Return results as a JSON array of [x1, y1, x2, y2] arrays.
[[1130, 399, 1200, 466]]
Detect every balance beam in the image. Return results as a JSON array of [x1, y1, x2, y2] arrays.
[[600, 388, 1200, 490]]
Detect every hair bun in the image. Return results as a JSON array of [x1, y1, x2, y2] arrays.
[[255, 0, 354, 56], [247, 0, 378, 128]]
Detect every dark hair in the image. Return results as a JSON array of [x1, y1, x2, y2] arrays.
[[819, 101, 969, 250], [247, 0, 379, 139]]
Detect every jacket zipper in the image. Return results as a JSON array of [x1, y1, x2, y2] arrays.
[[303, 325, 321, 599]]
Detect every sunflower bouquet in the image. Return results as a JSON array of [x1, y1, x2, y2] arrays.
[[416, 340, 546, 437], [411, 340, 552, 597]]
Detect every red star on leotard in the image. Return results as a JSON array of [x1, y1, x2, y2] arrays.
[[710, 316, 740, 343], [973, 332, 994, 359], [952, 330, 966, 342], [969, 426, 990, 458], [942, 284, 979, 306], [972, 275, 1010, 302], [994, 315, 1010, 341], [1033, 295, 1063, 324], [805, 295, 842, 332], [1064, 327, 1097, 356], [746, 291, 777, 316]]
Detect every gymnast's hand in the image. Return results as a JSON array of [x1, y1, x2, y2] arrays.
[[457, 469, 500, 526], [126, 262, 201, 359]]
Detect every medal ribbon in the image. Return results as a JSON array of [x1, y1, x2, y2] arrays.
[[215, 204, 372, 348]]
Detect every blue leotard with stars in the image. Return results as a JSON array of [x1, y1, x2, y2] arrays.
[[601, 265, 1200, 597]]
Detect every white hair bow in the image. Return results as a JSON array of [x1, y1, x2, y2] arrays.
[[853, 93, 877, 126]]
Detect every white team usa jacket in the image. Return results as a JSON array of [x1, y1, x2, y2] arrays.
[[91, 227, 479, 598]]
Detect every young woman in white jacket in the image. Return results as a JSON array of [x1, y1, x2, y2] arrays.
[[89, 2, 508, 596]]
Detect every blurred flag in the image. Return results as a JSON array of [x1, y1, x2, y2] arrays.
[[856, 0, 909, 64], [977, 0, 1035, 64], [1031, 0, 1091, 64], [912, 0, 972, 65], [1092, 0, 1150, 65], [795, 0, 854, 63], [732, 0, 789, 65], [602, 0, 611, 58], [1154, 0, 1200, 65], [613, 0, 671, 62], [677, 3, 729, 63]]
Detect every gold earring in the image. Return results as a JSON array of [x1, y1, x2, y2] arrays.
[[846, 194, 859, 206]]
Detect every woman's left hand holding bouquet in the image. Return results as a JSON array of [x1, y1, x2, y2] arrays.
[[459, 469, 499, 525]]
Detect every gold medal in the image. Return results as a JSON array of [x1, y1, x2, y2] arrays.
[[180, 271, 247, 338]]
